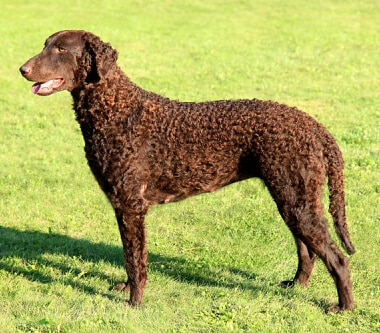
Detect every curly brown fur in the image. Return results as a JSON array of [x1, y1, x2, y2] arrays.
[[20, 30, 355, 312]]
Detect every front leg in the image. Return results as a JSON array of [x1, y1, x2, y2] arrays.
[[114, 200, 149, 306]]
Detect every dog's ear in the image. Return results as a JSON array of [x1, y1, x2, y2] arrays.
[[82, 32, 118, 82]]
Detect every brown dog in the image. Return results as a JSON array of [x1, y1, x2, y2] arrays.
[[20, 30, 355, 312]]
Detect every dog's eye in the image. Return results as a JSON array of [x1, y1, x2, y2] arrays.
[[57, 46, 67, 53]]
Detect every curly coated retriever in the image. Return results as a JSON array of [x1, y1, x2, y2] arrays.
[[20, 30, 355, 312]]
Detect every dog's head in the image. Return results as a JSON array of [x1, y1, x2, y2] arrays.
[[19, 30, 118, 96]]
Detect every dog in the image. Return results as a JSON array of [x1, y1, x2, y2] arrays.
[[20, 30, 355, 312]]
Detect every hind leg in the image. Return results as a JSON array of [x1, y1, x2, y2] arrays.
[[286, 208, 354, 312], [304, 228, 353, 312], [270, 169, 354, 312], [281, 238, 317, 288]]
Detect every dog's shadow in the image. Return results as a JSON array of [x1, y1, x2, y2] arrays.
[[0, 225, 291, 302]]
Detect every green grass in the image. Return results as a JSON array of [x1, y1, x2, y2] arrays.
[[1, 0, 379, 332]]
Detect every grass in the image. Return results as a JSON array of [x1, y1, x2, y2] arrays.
[[1, 0, 379, 332]]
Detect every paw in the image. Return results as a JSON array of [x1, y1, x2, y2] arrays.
[[325, 305, 342, 313], [125, 299, 142, 307], [325, 304, 354, 314], [113, 281, 130, 293], [280, 280, 295, 289]]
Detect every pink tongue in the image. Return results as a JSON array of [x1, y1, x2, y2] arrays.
[[32, 83, 42, 94], [31, 79, 61, 94]]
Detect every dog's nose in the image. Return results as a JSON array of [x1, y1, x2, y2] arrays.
[[19, 65, 32, 76]]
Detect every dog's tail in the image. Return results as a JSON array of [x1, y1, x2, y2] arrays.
[[326, 141, 356, 255]]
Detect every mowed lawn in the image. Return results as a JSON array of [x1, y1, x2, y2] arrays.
[[0, 1, 379, 332]]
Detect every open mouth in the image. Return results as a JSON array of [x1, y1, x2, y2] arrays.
[[32, 78, 65, 95]]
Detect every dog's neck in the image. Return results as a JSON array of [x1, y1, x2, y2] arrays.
[[71, 67, 165, 136]]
